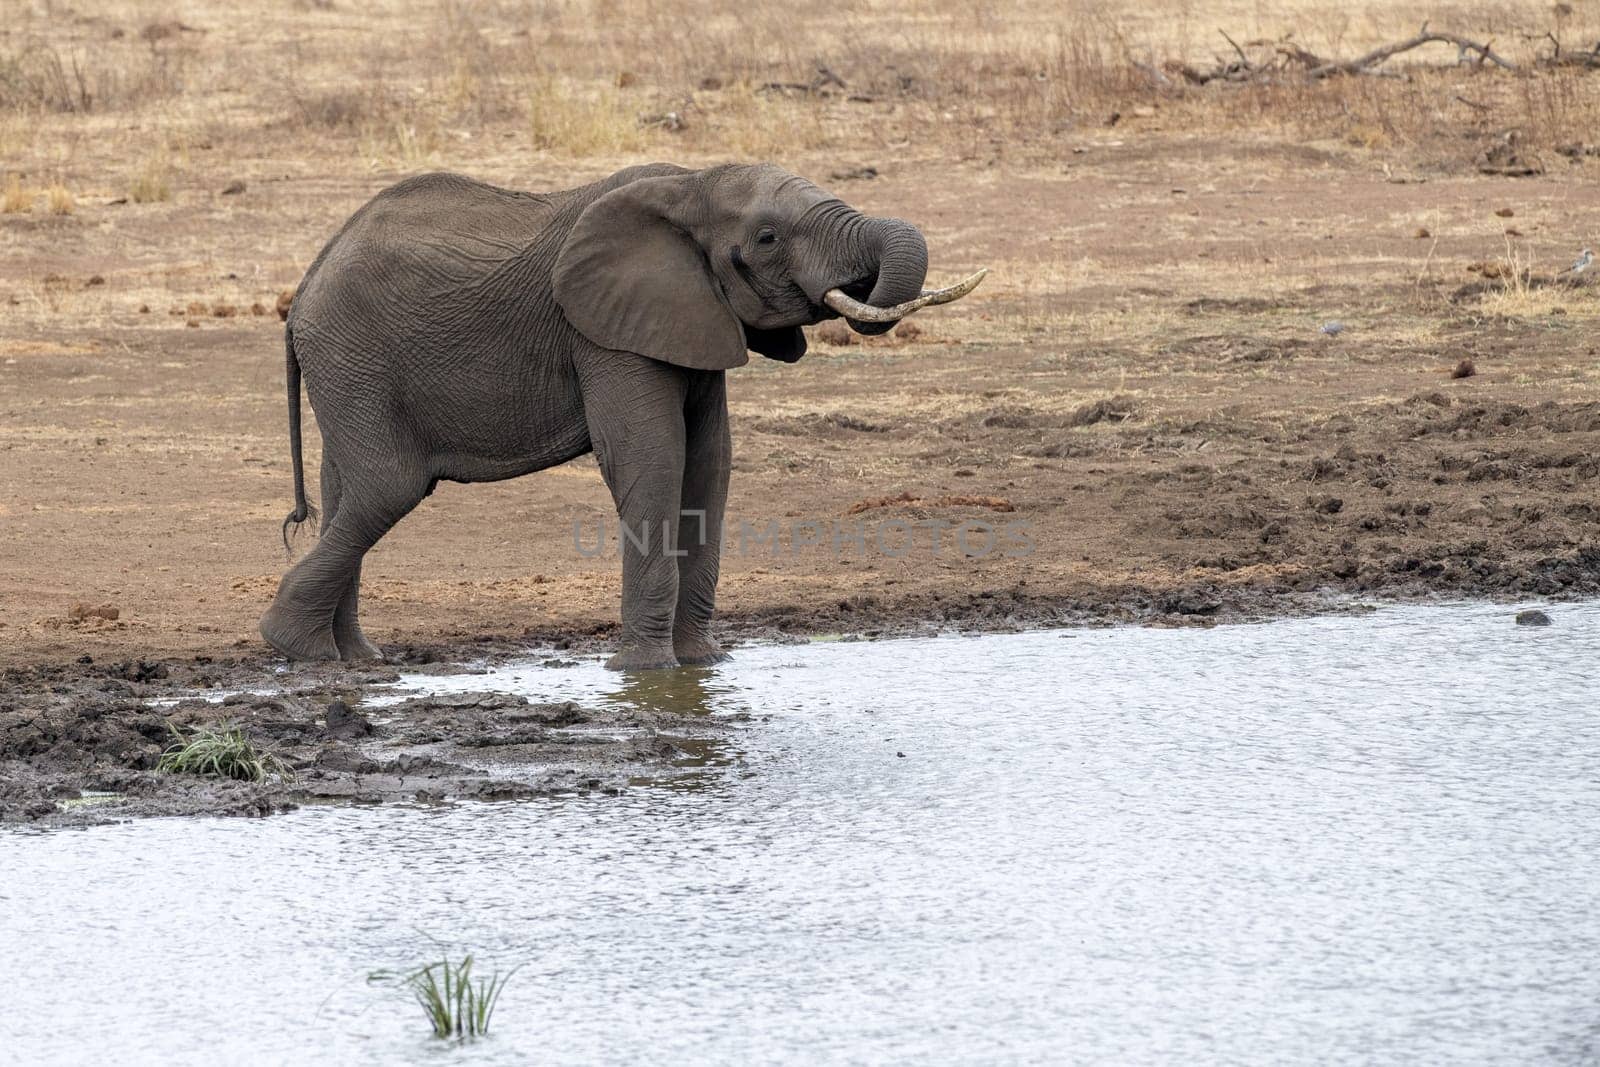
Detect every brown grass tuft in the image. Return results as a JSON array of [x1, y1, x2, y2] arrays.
[[525, 77, 643, 156], [46, 183, 73, 215], [1, 173, 31, 213], [129, 153, 172, 204]]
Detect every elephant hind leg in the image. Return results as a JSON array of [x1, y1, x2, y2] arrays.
[[318, 461, 383, 662], [331, 560, 382, 662], [260, 462, 426, 662]]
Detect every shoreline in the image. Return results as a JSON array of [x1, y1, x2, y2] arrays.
[[1, 581, 1581, 828]]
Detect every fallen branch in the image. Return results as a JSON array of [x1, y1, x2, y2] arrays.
[[1308, 24, 1518, 77], [758, 64, 850, 97], [1164, 25, 1533, 87]]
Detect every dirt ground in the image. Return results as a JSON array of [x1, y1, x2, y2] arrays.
[[5, 138, 1598, 677]]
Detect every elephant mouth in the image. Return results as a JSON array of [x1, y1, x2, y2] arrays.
[[808, 275, 877, 322]]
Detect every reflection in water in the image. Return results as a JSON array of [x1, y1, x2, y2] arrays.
[[603, 667, 746, 791], [602, 664, 726, 717], [4, 601, 1600, 1065]]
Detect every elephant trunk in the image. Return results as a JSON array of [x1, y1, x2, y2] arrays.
[[848, 217, 928, 336]]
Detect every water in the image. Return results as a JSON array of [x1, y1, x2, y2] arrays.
[[4, 602, 1598, 1065]]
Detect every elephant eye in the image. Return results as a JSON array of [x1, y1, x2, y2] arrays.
[[755, 228, 778, 246]]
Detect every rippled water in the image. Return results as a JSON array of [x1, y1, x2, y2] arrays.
[[4, 602, 1599, 1065]]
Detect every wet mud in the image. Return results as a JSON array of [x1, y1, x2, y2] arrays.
[[0, 653, 732, 827]]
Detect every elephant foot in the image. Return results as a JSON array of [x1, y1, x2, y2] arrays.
[[259, 605, 341, 662], [334, 627, 384, 663], [674, 636, 730, 666], [605, 645, 680, 672]]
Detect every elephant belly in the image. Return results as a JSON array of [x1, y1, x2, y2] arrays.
[[414, 354, 592, 484]]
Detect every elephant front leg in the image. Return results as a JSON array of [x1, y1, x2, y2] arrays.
[[674, 383, 731, 666], [609, 517, 682, 670], [584, 361, 688, 671]]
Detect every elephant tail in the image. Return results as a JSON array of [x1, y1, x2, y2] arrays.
[[280, 326, 317, 554]]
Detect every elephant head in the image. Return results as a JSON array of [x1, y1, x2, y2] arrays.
[[552, 163, 983, 370]]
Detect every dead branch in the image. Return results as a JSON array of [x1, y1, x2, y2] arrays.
[[1159, 25, 1540, 87], [1541, 41, 1600, 69], [1307, 24, 1519, 78], [758, 64, 850, 97]]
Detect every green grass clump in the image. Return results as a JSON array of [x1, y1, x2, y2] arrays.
[[370, 955, 518, 1040], [157, 722, 291, 783]]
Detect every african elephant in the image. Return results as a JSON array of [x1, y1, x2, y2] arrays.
[[259, 162, 983, 669]]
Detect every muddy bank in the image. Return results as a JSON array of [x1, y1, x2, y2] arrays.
[[2, 576, 1586, 827], [0, 652, 733, 828]]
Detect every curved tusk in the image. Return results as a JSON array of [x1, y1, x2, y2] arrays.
[[823, 267, 988, 322]]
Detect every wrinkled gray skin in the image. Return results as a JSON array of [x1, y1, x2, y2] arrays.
[[260, 163, 930, 670]]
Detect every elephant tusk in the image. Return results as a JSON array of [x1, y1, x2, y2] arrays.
[[822, 267, 988, 322]]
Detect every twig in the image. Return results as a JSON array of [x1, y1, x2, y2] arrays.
[[1415, 234, 1440, 289], [1218, 29, 1253, 70], [1453, 94, 1494, 111]]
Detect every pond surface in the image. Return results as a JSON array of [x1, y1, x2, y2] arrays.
[[4, 602, 1599, 1065]]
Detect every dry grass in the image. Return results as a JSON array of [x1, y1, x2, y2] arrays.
[[46, 183, 74, 215], [0, 33, 189, 113], [526, 76, 643, 155], [1, 173, 31, 213], [3, 0, 1595, 180], [129, 151, 171, 204]]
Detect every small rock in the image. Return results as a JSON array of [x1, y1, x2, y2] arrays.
[[1515, 609, 1552, 626], [893, 319, 922, 341], [1160, 593, 1221, 616], [1308, 495, 1343, 515], [316, 748, 380, 773], [85, 274, 106, 287], [1414, 227, 1430, 239], [1452, 358, 1477, 379], [275, 289, 294, 320], [639, 110, 685, 132], [221, 180, 246, 195], [829, 166, 878, 181], [1319, 321, 1344, 336], [324, 699, 372, 739], [1494, 206, 1514, 217]]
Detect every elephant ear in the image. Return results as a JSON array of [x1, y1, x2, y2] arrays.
[[744, 325, 806, 363], [553, 173, 748, 370]]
